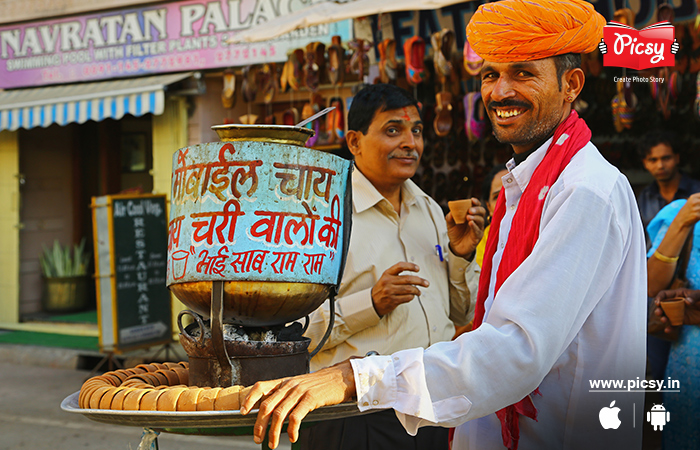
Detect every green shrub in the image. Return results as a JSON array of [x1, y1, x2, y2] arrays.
[[40, 238, 90, 277]]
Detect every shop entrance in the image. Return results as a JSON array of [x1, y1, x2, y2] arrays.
[[18, 116, 153, 320]]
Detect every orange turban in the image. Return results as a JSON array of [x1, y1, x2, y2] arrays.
[[466, 0, 606, 62]]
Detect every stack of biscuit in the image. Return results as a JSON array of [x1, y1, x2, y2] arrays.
[[79, 361, 257, 412]]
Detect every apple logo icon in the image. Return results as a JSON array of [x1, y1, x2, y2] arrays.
[[599, 400, 622, 429]]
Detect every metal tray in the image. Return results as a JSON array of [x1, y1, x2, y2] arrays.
[[61, 392, 366, 430]]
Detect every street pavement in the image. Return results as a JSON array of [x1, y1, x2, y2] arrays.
[[0, 358, 291, 450]]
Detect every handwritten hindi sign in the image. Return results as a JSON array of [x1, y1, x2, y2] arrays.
[[167, 141, 351, 287], [93, 194, 172, 352]]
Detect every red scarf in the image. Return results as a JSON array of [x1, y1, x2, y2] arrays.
[[473, 111, 591, 450]]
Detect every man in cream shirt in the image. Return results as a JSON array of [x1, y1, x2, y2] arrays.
[[300, 83, 484, 450]]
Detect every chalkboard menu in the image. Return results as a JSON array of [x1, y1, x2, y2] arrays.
[[92, 194, 172, 353]]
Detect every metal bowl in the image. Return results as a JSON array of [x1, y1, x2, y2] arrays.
[[170, 280, 331, 327], [211, 124, 314, 146]]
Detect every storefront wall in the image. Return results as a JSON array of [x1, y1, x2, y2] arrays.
[[0, 131, 20, 324]]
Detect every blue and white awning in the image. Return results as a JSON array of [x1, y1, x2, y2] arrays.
[[0, 72, 192, 132]]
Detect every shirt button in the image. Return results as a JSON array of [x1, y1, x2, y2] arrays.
[[394, 356, 400, 361], [432, 326, 437, 332], [363, 401, 369, 406], [510, 205, 515, 210], [506, 177, 513, 183], [500, 243, 505, 249], [372, 400, 379, 405], [410, 256, 415, 262]]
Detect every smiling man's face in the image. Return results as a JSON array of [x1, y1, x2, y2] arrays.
[[481, 57, 569, 153], [348, 106, 424, 193]]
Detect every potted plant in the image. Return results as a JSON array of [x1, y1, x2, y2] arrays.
[[40, 239, 91, 313]]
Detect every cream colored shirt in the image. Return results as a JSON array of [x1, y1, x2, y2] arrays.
[[305, 168, 480, 372]]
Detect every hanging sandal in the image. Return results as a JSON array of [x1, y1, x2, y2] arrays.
[[433, 29, 454, 82], [241, 66, 258, 103], [404, 36, 428, 85], [288, 49, 305, 91], [463, 41, 483, 78], [348, 39, 371, 81], [282, 108, 299, 126], [221, 68, 236, 109], [384, 39, 398, 83], [464, 92, 488, 142], [434, 91, 453, 137], [239, 114, 258, 124], [327, 36, 345, 86], [259, 63, 277, 104]]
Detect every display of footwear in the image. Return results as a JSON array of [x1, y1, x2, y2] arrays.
[[282, 108, 300, 126], [613, 7, 635, 26], [221, 68, 236, 109], [464, 92, 488, 142], [289, 49, 305, 91], [403, 36, 428, 85], [382, 39, 398, 83], [325, 97, 345, 144], [695, 72, 700, 120], [302, 101, 321, 147], [690, 17, 700, 73], [241, 66, 258, 103], [434, 91, 453, 137], [432, 29, 454, 82], [611, 79, 636, 131], [463, 41, 483, 77], [259, 63, 277, 104], [327, 36, 345, 86], [239, 114, 258, 124], [305, 42, 326, 91], [348, 39, 371, 80]]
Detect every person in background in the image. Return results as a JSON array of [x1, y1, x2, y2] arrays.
[[241, 2, 646, 449], [637, 130, 700, 244], [300, 83, 484, 450], [475, 164, 508, 267], [647, 194, 700, 449], [637, 131, 700, 382]]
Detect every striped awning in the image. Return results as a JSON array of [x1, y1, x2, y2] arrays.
[[0, 72, 192, 132]]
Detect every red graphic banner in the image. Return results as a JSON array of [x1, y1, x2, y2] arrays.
[[602, 21, 675, 70]]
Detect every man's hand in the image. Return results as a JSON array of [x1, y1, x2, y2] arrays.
[[240, 360, 356, 449], [445, 197, 486, 258], [652, 289, 700, 334], [371, 262, 429, 317]]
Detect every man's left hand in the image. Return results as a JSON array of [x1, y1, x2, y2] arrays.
[[446, 197, 486, 258], [240, 360, 356, 449]]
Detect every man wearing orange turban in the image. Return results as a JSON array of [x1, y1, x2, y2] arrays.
[[241, 2, 646, 450]]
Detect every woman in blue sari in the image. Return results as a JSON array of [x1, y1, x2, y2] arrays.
[[647, 195, 700, 449]]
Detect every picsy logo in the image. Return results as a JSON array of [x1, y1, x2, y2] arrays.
[[599, 21, 679, 70]]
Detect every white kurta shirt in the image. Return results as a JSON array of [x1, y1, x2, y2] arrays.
[[350, 138, 647, 449]]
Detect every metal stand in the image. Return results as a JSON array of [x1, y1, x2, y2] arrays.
[[86, 352, 123, 378], [211, 280, 234, 386], [151, 342, 181, 362]]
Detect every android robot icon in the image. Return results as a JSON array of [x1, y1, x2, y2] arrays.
[[647, 404, 670, 431]]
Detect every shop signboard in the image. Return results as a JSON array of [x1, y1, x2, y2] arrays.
[[92, 194, 172, 353], [0, 0, 353, 89]]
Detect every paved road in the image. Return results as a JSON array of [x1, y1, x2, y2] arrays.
[[0, 361, 291, 450]]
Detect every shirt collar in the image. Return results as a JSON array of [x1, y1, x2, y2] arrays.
[[352, 168, 425, 214], [506, 136, 553, 192]]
